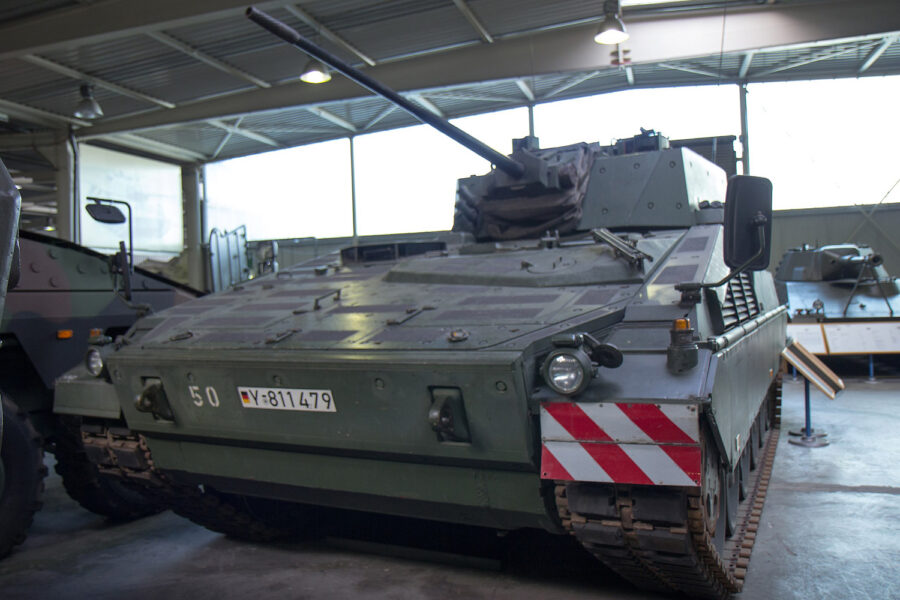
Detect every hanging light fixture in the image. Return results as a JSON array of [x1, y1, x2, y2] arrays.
[[594, 0, 629, 45], [300, 58, 331, 84], [73, 83, 104, 119]]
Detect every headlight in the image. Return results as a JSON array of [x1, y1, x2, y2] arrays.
[[85, 347, 105, 377], [542, 348, 593, 396]]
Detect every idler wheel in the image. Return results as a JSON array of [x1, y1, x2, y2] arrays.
[[702, 435, 727, 553]]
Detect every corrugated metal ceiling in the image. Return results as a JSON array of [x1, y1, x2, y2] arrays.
[[0, 0, 897, 166]]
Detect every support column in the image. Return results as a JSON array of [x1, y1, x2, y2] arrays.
[[739, 83, 750, 175], [38, 139, 76, 242], [349, 136, 358, 247], [182, 165, 205, 290], [527, 104, 535, 138]]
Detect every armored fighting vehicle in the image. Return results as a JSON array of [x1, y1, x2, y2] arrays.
[[0, 226, 200, 558], [775, 243, 898, 322], [51, 9, 787, 598], [0, 158, 27, 559]]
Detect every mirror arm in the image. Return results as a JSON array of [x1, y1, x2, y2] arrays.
[[676, 215, 767, 304], [86, 197, 133, 272]]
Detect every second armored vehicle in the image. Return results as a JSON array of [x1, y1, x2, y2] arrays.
[[1, 228, 200, 558], [775, 243, 898, 321]]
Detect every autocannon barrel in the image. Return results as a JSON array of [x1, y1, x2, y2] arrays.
[[246, 7, 525, 179]]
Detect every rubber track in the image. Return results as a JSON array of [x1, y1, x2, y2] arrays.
[[84, 426, 287, 542], [556, 379, 782, 599], [54, 417, 163, 520]]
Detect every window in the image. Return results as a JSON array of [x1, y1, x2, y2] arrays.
[[353, 107, 529, 235], [80, 145, 182, 254], [205, 138, 352, 240], [748, 76, 900, 209], [534, 85, 741, 149]]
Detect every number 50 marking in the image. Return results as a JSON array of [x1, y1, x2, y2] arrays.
[[188, 385, 220, 407]]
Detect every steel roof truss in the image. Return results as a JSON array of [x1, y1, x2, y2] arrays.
[[738, 51, 755, 79], [363, 105, 397, 130], [408, 94, 444, 118], [207, 119, 280, 147], [658, 62, 724, 79], [541, 71, 601, 100], [306, 106, 357, 132], [754, 41, 880, 78], [211, 116, 242, 159], [858, 34, 898, 74], [515, 79, 535, 101]]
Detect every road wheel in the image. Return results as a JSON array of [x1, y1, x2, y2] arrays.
[[53, 416, 163, 520], [702, 434, 727, 555], [0, 395, 45, 559]]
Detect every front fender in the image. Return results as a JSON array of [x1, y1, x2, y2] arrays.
[[54, 365, 122, 420]]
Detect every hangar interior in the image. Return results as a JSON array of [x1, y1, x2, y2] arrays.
[[1, 1, 899, 600]]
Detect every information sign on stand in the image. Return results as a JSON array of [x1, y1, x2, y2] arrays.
[[782, 340, 845, 448]]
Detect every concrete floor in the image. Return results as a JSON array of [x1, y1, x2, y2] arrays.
[[1, 377, 898, 600]]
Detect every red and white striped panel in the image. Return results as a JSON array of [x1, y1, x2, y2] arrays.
[[540, 402, 702, 487]]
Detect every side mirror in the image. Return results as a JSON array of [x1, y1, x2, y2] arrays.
[[86, 202, 126, 224], [723, 175, 773, 271]]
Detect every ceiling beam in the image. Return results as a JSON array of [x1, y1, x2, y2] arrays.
[[90, 132, 207, 162], [146, 31, 271, 88], [858, 34, 898, 74], [21, 54, 176, 109], [452, 0, 494, 44], [74, 0, 900, 137], [282, 4, 376, 67], [0, 98, 90, 128], [306, 106, 356, 132], [0, 0, 285, 61]]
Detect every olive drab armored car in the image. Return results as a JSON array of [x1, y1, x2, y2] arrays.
[[0, 157, 29, 559], [51, 9, 787, 599], [0, 217, 200, 558]]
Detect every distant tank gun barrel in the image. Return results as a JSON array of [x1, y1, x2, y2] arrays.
[[822, 250, 883, 266], [245, 7, 526, 179]]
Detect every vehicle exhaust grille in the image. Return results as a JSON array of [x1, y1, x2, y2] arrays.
[[721, 272, 759, 330]]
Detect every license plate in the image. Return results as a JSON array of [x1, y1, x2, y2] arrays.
[[237, 386, 336, 412]]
